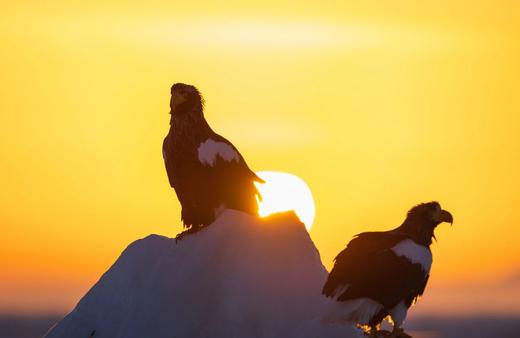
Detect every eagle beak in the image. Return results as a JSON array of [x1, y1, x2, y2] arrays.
[[170, 91, 186, 111], [435, 209, 453, 225]]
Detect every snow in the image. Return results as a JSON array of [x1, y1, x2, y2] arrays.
[[45, 210, 363, 338], [198, 139, 240, 166], [391, 239, 432, 274]]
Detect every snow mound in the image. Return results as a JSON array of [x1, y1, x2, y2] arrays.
[[45, 210, 362, 338]]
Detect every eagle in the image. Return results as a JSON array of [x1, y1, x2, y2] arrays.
[[322, 201, 453, 337], [162, 83, 264, 238]]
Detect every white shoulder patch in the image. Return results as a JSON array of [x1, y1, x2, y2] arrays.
[[391, 239, 432, 274], [198, 139, 240, 167]]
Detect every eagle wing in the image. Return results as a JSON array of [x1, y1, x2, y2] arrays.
[[196, 134, 264, 213], [163, 134, 214, 226], [163, 131, 264, 228], [162, 136, 176, 188], [197, 134, 263, 182], [323, 232, 429, 308]]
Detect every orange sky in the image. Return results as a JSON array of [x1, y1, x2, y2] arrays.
[[1, 0, 519, 315]]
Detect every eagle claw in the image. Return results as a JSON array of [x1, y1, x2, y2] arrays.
[[392, 328, 413, 338], [363, 329, 388, 338], [363, 329, 413, 338]]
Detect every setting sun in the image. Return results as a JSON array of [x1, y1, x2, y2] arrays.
[[255, 171, 316, 231]]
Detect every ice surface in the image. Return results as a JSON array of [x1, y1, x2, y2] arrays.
[[45, 210, 362, 338]]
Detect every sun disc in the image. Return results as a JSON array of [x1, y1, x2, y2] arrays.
[[255, 171, 315, 231]]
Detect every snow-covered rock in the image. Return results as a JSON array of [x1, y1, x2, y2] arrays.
[[45, 210, 362, 338]]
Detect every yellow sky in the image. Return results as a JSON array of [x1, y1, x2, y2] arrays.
[[1, 0, 519, 315]]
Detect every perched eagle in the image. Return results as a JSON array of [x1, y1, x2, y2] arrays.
[[162, 83, 264, 237], [322, 202, 453, 337]]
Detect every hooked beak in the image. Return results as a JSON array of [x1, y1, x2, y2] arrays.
[[434, 209, 453, 225], [170, 91, 186, 113]]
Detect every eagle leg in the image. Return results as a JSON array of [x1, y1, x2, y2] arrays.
[[391, 327, 413, 338], [363, 324, 384, 338], [370, 324, 381, 334]]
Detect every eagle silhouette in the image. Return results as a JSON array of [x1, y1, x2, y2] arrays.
[[322, 202, 453, 337], [163, 83, 264, 238]]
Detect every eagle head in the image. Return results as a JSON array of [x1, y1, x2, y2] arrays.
[[170, 83, 204, 115], [402, 201, 453, 244]]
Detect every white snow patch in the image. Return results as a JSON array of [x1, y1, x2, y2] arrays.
[[324, 297, 384, 325], [389, 301, 408, 328], [198, 139, 239, 166], [45, 210, 363, 338], [391, 239, 432, 274]]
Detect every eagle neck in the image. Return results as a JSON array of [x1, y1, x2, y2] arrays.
[[394, 220, 435, 247], [169, 108, 213, 145]]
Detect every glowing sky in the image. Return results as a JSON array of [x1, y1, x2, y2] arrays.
[[1, 0, 519, 315]]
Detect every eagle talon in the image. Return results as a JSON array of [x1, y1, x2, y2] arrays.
[[364, 329, 393, 338], [175, 225, 206, 242], [392, 327, 413, 338]]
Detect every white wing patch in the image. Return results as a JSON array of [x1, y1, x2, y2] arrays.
[[325, 297, 384, 325], [198, 139, 240, 167], [391, 239, 432, 274]]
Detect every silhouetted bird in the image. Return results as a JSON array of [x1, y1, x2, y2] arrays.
[[322, 201, 453, 338], [163, 83, 264, 238]]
